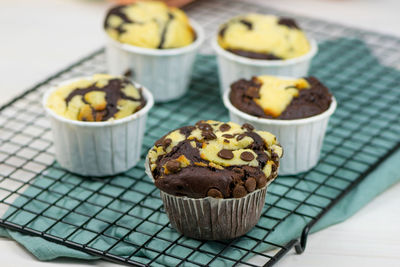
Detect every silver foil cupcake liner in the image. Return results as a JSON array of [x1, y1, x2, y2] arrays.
[[145, 155, 269, 240]]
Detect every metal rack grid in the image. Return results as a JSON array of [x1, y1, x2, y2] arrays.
[[0, 0, 400, 266]]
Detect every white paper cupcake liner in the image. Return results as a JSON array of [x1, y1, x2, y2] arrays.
[[145, 155, 271, 240], [43, 78, 154, 177], [105, 20, 205, 103], [212, 37, 318, 95], [223, 89, 337, 175]]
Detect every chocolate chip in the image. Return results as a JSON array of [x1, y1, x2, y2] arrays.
[[257, 176, 267, 189], [219, 123, 231, 132], [242, 123, 254, 131], [202, 131, 217, 140], [236, 133, 246, 141], [155, 138, 164, 147], [197, 122, 212, 131], [166, 160, 180, 173], [245, 177, 257, 192], [223, 139, 230, 143], [217, 149, 234, 160], [240, 151, 255, 161], [207, 188, 223, 198], [222, 134, 234, 139], [162, 138, 172, 148], [233, 185, 247, 198]]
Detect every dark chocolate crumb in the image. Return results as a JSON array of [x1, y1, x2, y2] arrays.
[[245, 177, 257, 192], [207, 188, 223, 198], [233, 185, 247, 198], [166, 160, 180, 173], [257, 176, 267, 189]]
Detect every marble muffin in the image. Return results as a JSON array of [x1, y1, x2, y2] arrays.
[[218, 14, 310, 60], [104, 1, 195, 49], [46, 74, 146, 122], [229, 75, 332, 120], [148, 120, 282, 199]]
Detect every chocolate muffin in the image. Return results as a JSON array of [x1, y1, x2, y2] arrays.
[[46, 74, 146, 122], [148, 120, 282, 199], [218, 14, 310, 60], [229, 75, 332, 120], [146, 120, 282, 239], [104, 1, 195, 49]]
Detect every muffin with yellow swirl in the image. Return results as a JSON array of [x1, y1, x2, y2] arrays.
[[104, 1, 195, 49], [218, 14, 310, 60], [212, 14, 317, 95], [146, 120, 282, 240], [43, 75, 154, 176], [223, 75, 336, 175], [104, 1, 204, 102], [47, 74, 146, 122]]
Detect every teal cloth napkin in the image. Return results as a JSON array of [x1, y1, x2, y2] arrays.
[[1, 38, 399, 266], [0, 150, 399, 266]]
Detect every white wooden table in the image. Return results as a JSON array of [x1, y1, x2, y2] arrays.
[[1, 0, 399, 266]]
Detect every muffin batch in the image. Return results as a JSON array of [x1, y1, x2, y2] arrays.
[[104, 1, 195, 49], [43, 1, 336, 240], [218, 14, 310, 60], [46, 74, 146, 122], [229, 75, 332, 119]]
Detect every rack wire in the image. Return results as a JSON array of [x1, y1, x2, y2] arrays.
[[0, 0, 400, 266]]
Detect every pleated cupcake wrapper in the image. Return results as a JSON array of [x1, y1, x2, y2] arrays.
[[223, 90, 337, 175], [105, 20, 205, 103], [43, 80, 154, 177], [212, 37, 318, 95], [145, 154, 270, 240]]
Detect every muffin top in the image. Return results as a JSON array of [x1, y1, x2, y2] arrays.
[[148, 120, 282, 199], [46, 74, 146, 122], [229, 76, 332, 120], [218, 14, 310, 60], [104, 1, 195, 49]]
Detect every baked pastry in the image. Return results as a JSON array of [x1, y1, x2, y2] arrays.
[[148, 120, 282, 198], [146, 120, 282, 239], [218, 14, 310, 60], [46, 74, 146, 122], [229, 76, 332, 120], [104, 1, 195, 49]]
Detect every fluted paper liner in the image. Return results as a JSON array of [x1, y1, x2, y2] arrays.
[[223, 89, 337, 175], [43, 79, 154, 177], [212, 37, 318, 96], [105, 20, 205, 103], [145, 155, 270, 240]]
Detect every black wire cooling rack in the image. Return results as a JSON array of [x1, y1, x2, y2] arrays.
[[1, 0, 400, 266]]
